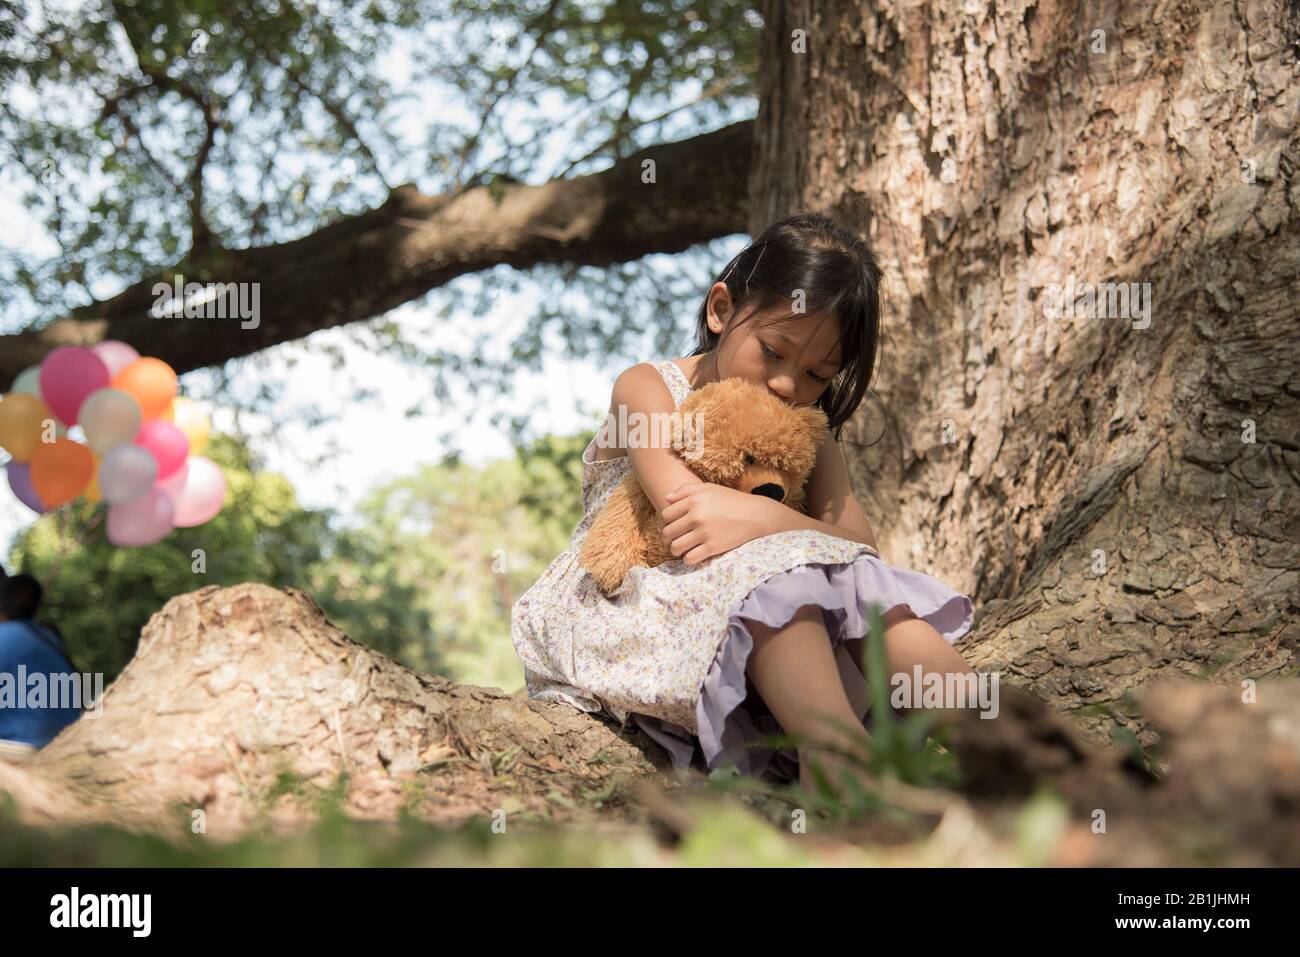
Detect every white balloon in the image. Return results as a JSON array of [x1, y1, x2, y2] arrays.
[[91, 340, 142, 379], [79, 388, 143, 455], [100, 444, 158, 504], [172, 455, 226, 527], [11, 366, 41, 396]]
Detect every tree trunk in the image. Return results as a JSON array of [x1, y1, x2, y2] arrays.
[[751, 0, 1300, 745]]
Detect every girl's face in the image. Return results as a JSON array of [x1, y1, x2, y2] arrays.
[[705, 281, 843, 407]]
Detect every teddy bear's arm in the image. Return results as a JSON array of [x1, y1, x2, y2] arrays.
[[580, 473, 657, 595]]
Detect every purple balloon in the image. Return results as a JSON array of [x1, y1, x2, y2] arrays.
[[6, 461, 47, 513]]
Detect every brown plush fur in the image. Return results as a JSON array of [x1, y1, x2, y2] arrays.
[[579, 377, 828, 595]]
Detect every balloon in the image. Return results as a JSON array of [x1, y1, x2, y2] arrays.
[[6, 461, 47, 514], [11, 366, 41, 396], [79, 388, 142, 455], [170, 456, 226, 527], [134, 420, 188, 478], [100, 444, 158, 504], [82, 453, 103, 503], [156, 458, 189, 503], [168, 397, 210, 454], [39, 346, 110, 426], [0, 393, 55, 462], [8, 375, 68, 440], [106, 487, 174, 547], [91, 340, 141, 379], [29, 437, 94, 507], [112, 357, 177, 422]]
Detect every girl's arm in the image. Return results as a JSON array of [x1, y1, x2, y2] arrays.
[[771, 431, 881, 553], [609, 363, 706, 513]]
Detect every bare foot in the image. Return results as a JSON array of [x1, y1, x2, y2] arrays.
[[797, 738, 874, 801], [797, 745, 958, 815]]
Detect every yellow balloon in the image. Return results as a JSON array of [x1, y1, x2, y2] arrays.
[[170, 396, 210, 455], [82, 453, 103, 503], [0, 392, 55, 462]]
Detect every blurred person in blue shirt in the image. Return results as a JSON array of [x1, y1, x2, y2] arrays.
[[0, 571, 83, 750]]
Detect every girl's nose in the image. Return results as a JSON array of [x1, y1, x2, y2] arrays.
[[767, 377, 795, 401]]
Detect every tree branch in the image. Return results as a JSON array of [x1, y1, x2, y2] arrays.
[[0, 121, 754, 384]]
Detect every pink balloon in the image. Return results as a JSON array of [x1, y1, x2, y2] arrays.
[[157, 458, 189, 502], [91, 340, 141, 379], [106, 486, 174, 547], [6, 461, 47, 513], [171, 456, 226, 528], [134, 420, 189, 479], [39, 346, 110, 426]]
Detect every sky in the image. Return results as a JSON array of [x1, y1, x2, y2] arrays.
[[0, 10, 747, 561]]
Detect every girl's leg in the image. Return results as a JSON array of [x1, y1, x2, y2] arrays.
[[833, 644, 871, 720], [743, 605, 873, 793], [842, 605, 976, 725]]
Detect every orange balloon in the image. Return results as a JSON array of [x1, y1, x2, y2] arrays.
[[30, 437, 95, 507], [112, 357, 177, 422]]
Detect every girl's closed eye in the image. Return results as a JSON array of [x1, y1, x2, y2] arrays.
[[761, 341, 832, 383]]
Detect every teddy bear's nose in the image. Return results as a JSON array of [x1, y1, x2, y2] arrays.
[[751, 482, 785, 503]]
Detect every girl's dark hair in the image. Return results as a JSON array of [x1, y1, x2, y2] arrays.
[[688, 211, 882, 441]]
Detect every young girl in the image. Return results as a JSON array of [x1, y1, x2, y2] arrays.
[[511, 212, 976, 794]]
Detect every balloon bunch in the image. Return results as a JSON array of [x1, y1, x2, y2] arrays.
[[0, 342, 227, 547]]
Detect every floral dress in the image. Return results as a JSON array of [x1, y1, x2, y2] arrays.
[[510, 359, 974, 781]]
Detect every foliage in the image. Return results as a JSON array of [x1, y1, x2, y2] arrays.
[[5, 425, 589, 690], [322, 426, 589, 689], [1, 0, 757, 461], [7, 431, 354, 678], [0, 0, 759, 332]]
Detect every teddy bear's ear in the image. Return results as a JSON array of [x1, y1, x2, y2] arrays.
[[770, 403, 828, 479], [794, 404, 829, 452]]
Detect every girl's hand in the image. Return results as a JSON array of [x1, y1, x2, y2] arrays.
[[660, 481, 784, 566]]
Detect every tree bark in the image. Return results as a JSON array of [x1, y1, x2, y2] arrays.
[[751, 0, 1300, 745], [0, 122, 752, 386]]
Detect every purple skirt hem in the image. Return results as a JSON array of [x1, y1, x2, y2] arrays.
[[630, 554, 975, 782]]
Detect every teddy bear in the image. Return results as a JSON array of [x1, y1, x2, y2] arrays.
[[579, 376, 828, 596]]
